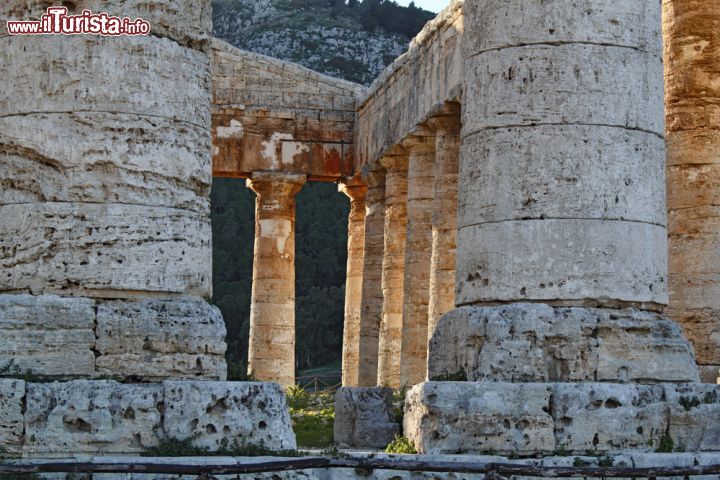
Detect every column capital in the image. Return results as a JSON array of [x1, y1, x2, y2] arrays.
[[427, 114, 461, 135], [380, 153, 409, 173], [246, 171, 306, 198], [339, 175, 368, 202], [401, 134, 436, 154]]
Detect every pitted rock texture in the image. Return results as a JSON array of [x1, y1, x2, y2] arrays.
[[0, 203, 211, 298], [404, 382, 555, 455], [429, 304, 700, 384], [95, 298, 227, 381], [333, 387, 399, 449], [1, 0, 212, 50], [404, 382, 720, 455], [0, 379, 24, 454], [0, 35, 209, 125], [0, 113, 211, 212], [24, 381, 164, 456], [163, 381, 296, 451], [1, 380, 295, 457], [0, 294, 96, 377], [0, 294, 226, 381]]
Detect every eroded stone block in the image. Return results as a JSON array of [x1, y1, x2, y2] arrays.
[[666, 384, 720, 452], [552, 383, 666, 453], [429, 304, 699, 384], [0, 294, 96, 377], [404, 382, 555, 454], [24, 381, 163, 456], [163, 381, 296, 451], [334, 387, 399, 449], [95, 297, 227, 381], [0, 379, 25, 454]]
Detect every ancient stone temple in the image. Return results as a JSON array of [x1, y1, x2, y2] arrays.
[[2, 0, 720, 467]]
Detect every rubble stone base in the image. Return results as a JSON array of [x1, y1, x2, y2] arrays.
[[429, 304, 700, 383], [333, 387, 399, 449], [0, 294, 227, 381], [0, 380, 296, 457], [404, 381, 720, 455]]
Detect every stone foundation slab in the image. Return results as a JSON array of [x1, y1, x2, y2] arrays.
[[404, 381, 720, 455], [0, 294, 227, 381], [429, 304, 700, 384], [0, 379, 295, 458], [333, 387, 399, 449]]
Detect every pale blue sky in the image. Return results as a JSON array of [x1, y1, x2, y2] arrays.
[[395, 0, 450, 13]]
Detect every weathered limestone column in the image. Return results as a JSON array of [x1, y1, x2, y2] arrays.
[[664, 0, 720, 383], [0, 1, 227, 380], [427, 0, 700, 387], [427, 110, 461, 342], [339, 177, 368, 387], [357, 168, 386, 387], [377, 153, 409, 388], [399, 135, 436, 388], [246, 172, 306, 387]]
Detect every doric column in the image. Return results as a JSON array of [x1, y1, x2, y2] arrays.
[[664, 0, 720, 383], [246, 171, 306, 387], [377, 152, 409, 388], [427, 110, 461, 342], [357, 168, 386, 387], [339, 176, 368, 387], [427, 0, 699, 385], [400, 135, 436, 388]]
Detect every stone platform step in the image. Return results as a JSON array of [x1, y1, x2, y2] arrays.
[[405, 381, 720, 455], [0, 379, 295, 457], [6, 452, 720, 480]]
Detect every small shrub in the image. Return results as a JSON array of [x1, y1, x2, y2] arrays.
[[429, 370, 467, 381], [573, 457, 590, 467], [655, 434, 674, 453], [384, 434, 417, 454], [598, 455, 614, 467], [679, 396, 700, 411]]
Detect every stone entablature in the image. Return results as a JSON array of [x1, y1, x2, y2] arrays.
[[211, 39, 364, 181]]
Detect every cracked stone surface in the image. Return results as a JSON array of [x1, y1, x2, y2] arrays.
[[163, 381, 297, 451], [95, 298, 227, 381], [0, 294, 96, 378], [405, 381, 720, 455], [0, 379, 24, 454], [24, 381, 164, 456], [333, 387, 399, 449], [429, 304, 700, 384]]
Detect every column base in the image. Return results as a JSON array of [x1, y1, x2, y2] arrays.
[[0, 294, 227, 381], [333, 387, 399, 449], [404, 381, 720, 455], [0, 379, 296, 457], [430, 303, 700, 384]]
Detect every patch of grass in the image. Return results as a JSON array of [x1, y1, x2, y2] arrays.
[[655, 434, 675, 453], [429, 370, 467, 381], [287, 386, 335, 448], [384, 434, 417, 454], [142, 437, 301, 457]]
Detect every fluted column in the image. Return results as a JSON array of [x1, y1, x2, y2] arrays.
[[427, 111, 461, 342], [664, 0, 720, 383], [357, 168, 386, 387], [376, 153, 409, 388], [400, 135, 436, 388], [339, 177, 368, 387], [246, 171, 306, 387]]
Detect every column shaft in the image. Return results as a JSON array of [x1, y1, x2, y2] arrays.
[[377, 155, 409, 388], [357, 169, 386, 387], [339, 179, 368, 387], [400, 138, 435, 388], [664, 0, 720, 383], [427, 113, 461, 341], [246, 171, 306, 387]]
